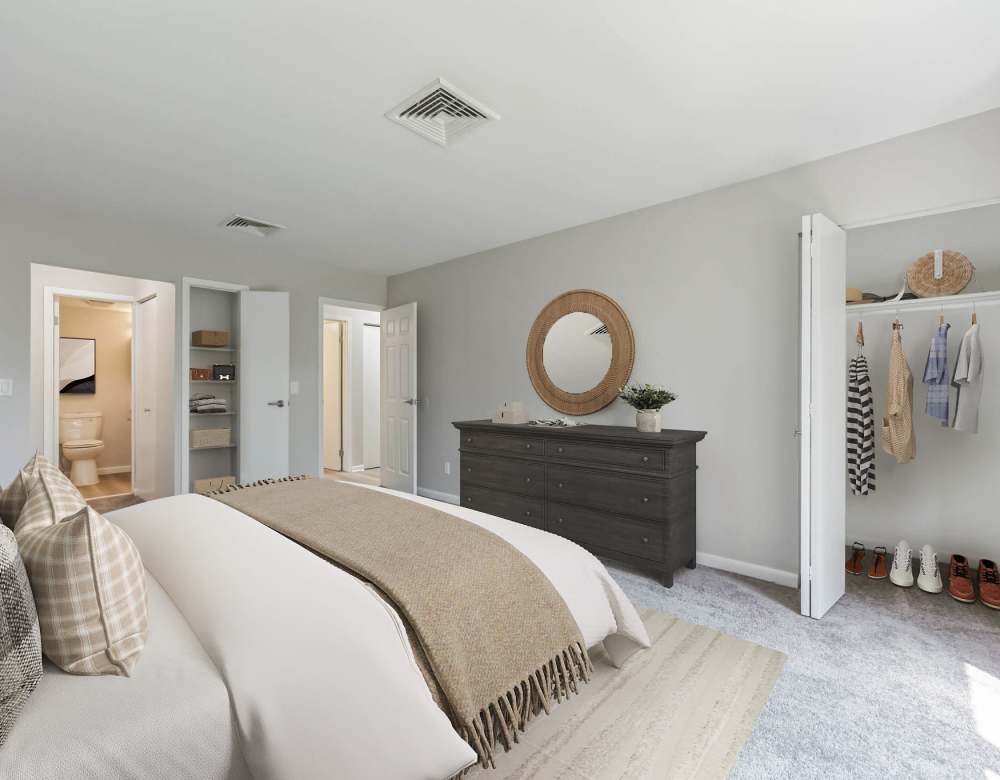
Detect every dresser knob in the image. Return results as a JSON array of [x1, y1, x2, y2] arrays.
[[642, 456, 649, 463], [525, 477, 532, 484], [642, 497, 649, 503], [525, 443, 532, 449], [466, 437, 472, 443], [465, 497, 473, 504], [642, 536, 649, 544], [557, 447, 564, 453], [557, 482, 564, 488], [524, 511, 532, 517], [466, 467, 472, 473], [557, 518, 564, 524]]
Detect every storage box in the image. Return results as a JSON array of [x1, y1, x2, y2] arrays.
[[212, 364, 236, 381], [193, 475, 236, 494], [192, 330, 230, 347], [191, 428, 232, 449], [190, 367, 212, 381]]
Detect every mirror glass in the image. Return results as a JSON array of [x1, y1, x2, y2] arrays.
[[542, 312, 613, 393]]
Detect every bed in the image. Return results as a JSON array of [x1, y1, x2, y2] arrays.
[[3, 483, 649, 779]]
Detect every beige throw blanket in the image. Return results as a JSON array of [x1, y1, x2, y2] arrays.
[[209, 477, 591, 767]]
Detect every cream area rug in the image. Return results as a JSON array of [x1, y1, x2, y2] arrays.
[[469, 609, 785, 780]]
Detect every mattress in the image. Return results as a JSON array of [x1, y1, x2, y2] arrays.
[[0, 571, 250, 780]]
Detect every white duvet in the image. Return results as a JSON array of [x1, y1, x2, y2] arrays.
[[112, 485, 650, 780]]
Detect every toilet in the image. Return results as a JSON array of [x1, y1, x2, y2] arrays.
[[60, 411, 105, 487]]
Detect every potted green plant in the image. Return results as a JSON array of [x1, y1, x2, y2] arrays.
[[618, 384, 677, 433]]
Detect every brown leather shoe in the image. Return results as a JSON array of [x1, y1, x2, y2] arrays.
[[846, 542, 865, 576], [948, 555, 976, 603], [979, 559, 1000, 610]]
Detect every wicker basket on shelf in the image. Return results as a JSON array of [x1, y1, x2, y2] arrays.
[[191, 428, 232, 449]]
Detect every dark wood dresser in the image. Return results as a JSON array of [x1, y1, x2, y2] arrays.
[[453, 420, 707, 587]]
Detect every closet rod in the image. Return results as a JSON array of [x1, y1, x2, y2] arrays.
[[845, 289, 1000, 316]]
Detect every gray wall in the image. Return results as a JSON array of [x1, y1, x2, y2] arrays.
[[387, 108, 1000, 579], [1, 206, 386, 482], [845, 203, 1000, 563]]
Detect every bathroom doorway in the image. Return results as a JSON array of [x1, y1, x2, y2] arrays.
[[55, 295, 135, 499]]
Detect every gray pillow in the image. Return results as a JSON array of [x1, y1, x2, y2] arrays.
[[0, 524, 43, 745]]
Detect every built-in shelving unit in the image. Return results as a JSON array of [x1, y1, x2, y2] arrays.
[[185, 282, 243, 493]]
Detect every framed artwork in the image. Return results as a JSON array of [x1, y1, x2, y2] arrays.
[[59, 337, 96, 394]]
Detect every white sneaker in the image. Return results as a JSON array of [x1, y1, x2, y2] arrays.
[[917, 544, 943, 593], [889, 540, 914, 587]]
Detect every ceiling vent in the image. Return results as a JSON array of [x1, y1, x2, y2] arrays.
[[222, 214, 286, 238], [386, 78, 499, 146]]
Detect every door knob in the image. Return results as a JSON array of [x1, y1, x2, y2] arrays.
[[404, 398, 424, 406], [267, 400, 286, 408]]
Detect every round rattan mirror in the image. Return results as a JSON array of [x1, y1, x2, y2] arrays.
[[526, 290, 634, 415]]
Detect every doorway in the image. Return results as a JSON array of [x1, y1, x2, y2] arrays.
[[319, 301, 382, 485], [56, 295, 134, 499]]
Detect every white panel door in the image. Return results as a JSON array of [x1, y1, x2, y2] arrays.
[[323, 320, 343, 471], [800, 213, 847, 619], [380, 303, 417, 493], [132, 295, 158, 499], [240, 291, 290, 482]]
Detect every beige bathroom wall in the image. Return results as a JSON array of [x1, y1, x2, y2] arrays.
[[58, 300, 132, 471]]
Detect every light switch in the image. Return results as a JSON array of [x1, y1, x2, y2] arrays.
[[289, 380, 300, 396], [0, 379, 12, 397]]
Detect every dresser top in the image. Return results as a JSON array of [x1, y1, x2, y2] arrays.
[[452, 419, 706, 445]]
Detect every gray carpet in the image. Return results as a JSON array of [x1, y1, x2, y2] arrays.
[[608, 561, 1000, 778]]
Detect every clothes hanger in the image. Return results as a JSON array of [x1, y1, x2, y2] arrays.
[[856, 321, 865, 351]]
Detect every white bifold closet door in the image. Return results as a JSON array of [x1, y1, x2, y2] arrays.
[[800, 213, 847, 619], [239, 291, 290, 482], [380, 302, 417, 494]]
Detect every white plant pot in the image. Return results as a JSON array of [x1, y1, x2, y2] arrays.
[[636, 409, 662, 433]]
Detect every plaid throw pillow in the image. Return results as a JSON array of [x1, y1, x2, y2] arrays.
[[17, 506, 148, 676], [13, 465, 87, 537], [0, 525, 43, 746], [0, 454, 43, 529]]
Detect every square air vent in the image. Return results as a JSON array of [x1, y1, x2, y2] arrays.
[[222, 214, 285, 238], [386, 78, 499, 147]]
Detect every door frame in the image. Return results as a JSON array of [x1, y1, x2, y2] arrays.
[[316, 298, 384, 477], [322, 318, 347, 472], [43, 287, 136, 495], [179, 277, 249, 494]]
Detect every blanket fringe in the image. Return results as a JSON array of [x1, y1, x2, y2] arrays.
[[454, 641, 593, 774], [203, 474, 311, 496]]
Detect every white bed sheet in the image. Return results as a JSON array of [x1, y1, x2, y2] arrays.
[[0, 572, 249, 780], [107, 487, 651, 780]]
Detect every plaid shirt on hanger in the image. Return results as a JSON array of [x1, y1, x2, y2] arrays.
[[923, 322, 950, 425]]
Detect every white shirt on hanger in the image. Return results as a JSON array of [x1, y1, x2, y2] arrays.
[[952, 322, 983, 433]]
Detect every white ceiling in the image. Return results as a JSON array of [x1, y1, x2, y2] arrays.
[[3, 1, 1000, 276]]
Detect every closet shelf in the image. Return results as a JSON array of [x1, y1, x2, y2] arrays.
[[190, 444, 238, 451], [190, 380, 237, 384], [191, 346, 237, 353], [190, 412, 234, 417], [847, 289, 1000, 315]]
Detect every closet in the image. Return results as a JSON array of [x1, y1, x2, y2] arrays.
[[800, 202, 1000, 619], [179, 278, 292, 493]]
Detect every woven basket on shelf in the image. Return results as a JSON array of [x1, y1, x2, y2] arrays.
[[905, 250, 973, 298], [191, 428, 232, 449]]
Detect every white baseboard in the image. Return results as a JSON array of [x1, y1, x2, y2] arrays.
[[696, 552, 798, 588], [417, 487, 460, 505], [97, 465, 131, 476], [349, 465, 366, 473]]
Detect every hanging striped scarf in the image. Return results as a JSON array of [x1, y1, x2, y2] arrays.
[[847, 354, 876, 495]]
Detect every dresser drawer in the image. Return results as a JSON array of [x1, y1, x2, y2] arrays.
[[547, 465, 664, 520], [546, 440, 666, 471], [461, 485, 544, 529], [461, 454, 545, 497], [549, 502, 665, 562], [460, 431, 544, 457]]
